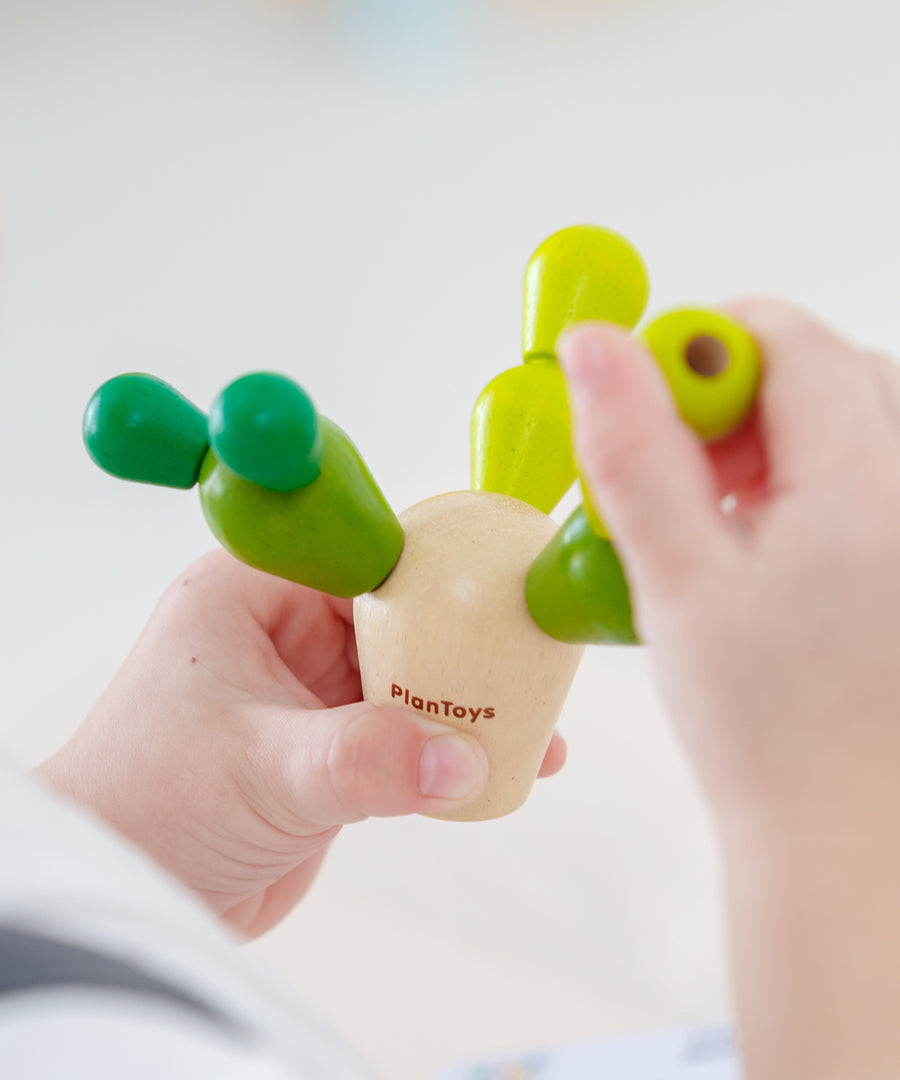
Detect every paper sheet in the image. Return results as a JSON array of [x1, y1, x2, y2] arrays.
[[433, 1025, 740, 1080]]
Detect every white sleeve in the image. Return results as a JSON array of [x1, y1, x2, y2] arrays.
[[0, 753, 376, 1080], [0, 997, 297, 1080]]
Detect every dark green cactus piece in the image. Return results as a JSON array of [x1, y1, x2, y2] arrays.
[[83, 374, 209, 489], [208, 373, 323, 493]]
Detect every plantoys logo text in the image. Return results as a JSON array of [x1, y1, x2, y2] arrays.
[[391, 683, 495, 722]]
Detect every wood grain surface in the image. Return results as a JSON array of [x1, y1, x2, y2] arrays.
[[355, 491, 584, 821]]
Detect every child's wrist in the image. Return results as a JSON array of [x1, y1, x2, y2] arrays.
[[689, 720, 900, 844], [712, 768, 900, 868], [714, 776, 900, 1079]]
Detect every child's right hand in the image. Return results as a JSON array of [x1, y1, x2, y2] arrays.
[[561, 300, 900, 1080], [561, 300, 900, 823]]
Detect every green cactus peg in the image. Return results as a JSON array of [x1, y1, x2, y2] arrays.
[[471, 225, 650, 514]]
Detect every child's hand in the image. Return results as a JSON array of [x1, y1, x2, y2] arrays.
[[561, 301, 900, 1079], [560, 299, 900, 821], [38, 552, 566, 938]]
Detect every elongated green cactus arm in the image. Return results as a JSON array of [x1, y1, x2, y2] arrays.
[[199, 413, 404, 599], [200, 373, 403, 597], [525, 506, 638, 645]]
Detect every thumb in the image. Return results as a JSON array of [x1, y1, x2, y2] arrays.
[[559, 322, 730, 599], [260, 700, 490, 825]]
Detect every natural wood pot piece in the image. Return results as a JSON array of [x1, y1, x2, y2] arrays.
[[354, 491, 585, 821]]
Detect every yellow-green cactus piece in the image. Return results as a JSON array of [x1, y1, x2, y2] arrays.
[[641, 309, 762, 442], [522, 225, 650, 361], [472, 224, 650, 514], [471, 360, 576, 514], [577, 308, 761, 541]]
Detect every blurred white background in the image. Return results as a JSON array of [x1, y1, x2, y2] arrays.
[[1, 0, 899, 1076]]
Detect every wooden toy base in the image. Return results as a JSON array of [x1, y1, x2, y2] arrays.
[[354, 491, 584, 821]]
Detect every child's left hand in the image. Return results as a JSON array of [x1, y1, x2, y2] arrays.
[[38, 551, 566, 938]]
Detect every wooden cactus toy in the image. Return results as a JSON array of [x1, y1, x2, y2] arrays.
[[84, 228, 762, 822]]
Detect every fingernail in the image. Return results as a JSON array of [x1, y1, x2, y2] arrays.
[[558, 328, 617, 392], [418, 736, 486, 801]]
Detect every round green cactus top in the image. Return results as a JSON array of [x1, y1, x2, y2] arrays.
[[83, 373, 209, 489], [521, 225, 650, 362], [208, 372, 323, 492]]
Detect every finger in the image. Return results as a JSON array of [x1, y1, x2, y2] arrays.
[[723, 299, 894, 491], [223, 847, 331, 939], [164, 548, 334, 639], [706, 407, 767, 498], [537, 731, 567, 778], [559, 322, 732, 600], [862, 350, 900, 440], [259, 702, 489, 825], [329, 596, 356, 626]]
